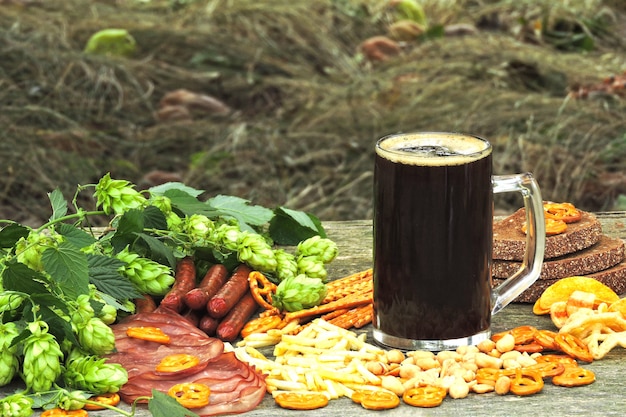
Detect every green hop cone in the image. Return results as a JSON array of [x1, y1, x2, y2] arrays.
[[184, 214, 215, 244], [271, 274, 327, 312], [296, 255, 328, 281], [296, 236, 338, 264], [98, 303, 118, 325], [94, 173, 146, 215], [0, 322, 19, 386], [77, 317, 116, 356], [84, 28, 136, 57], [274, 249, 298, 282], [22, 321, 64, 392], [237, 232, 277, 272], [65, 354, 128, 394], [116, 246, 175, 295], [0, 393, 34, 417], [15, 230, 63, 271], [70, 294, 95, 326], [57, 389, 90, 411], [214, 223, 242, 252], [0, 292, 24, 315], [149, 194, 173, 214]]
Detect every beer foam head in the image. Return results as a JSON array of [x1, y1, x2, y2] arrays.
[[376, 132, 492, 166]]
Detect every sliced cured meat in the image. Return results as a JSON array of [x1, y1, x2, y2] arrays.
[[106, 307, 266, 416]]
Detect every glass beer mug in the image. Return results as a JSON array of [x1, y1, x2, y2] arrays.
[[373, 132, 545, 351]]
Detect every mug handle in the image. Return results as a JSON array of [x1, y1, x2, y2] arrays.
[[491, 173, 546, 315]]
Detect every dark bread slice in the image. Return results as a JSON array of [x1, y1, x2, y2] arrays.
[[492, 235, 625, 280], [493, 209, 602, 261], [492, 259, 626, 303]]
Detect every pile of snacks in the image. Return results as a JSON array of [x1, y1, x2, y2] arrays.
[[233, 319, 596, 411]]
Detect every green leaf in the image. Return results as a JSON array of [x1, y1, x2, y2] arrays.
[[269, 207, 326, 245], [143, 205, 168, 230], [56, 223, 97, 249], [38, 303, 79, 345], [166, 189, 219, 217], [207, 195, 273, 227], [149, 182, 204, 198], [116, 209, 145, 235], [42, 241, 90, 298], [48, 188, 68, 221], [88, 254, 142, 301], [2, 260, 50, 294], [135, 233, 177, 268], [0, 224, 29, 249], [149, 390, 200, 417]]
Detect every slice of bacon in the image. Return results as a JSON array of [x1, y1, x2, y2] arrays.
[[106, 307, 266, 416]]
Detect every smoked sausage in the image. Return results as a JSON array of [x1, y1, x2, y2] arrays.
[[216, 291, 259, 341], [207, 264, 252, 318], [160, 257, 197, 312], [183, 264, 228, 310]]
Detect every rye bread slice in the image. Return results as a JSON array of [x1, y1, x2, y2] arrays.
[[492, 235, 625, 280], [492, 259, 626, 303], [493, 209, 602, 261]]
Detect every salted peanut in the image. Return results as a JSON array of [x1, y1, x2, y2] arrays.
[[438, 375, 456, 391], [414, 357, 440, 370], [381, 375, 405, 396], [437, 350, 460, 364], [401, 356, 415, 366], [475, 352, 503, 369], [456, 344, 479, 356], [489, 348, 502, 358], [477, 339, 496, 353], [440, 358, 460, 377], [398, 363, 422, 379], [448, 380, 470, 399], [386, 349, 405, 364], [494, 375, 511, 395], [461, 361, 478, 373], [495, 333, 516, 353], [408, 350, 436, 361], [366, 361, 389, 375], [500, 350, 522, 362], [472, 383, 495, 394], [502, 358, 522, 370], [459, 369, 476, 383], [517, 353, 537, 368]]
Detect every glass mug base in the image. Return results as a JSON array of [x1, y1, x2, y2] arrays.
[[372, 328, 491, 352]]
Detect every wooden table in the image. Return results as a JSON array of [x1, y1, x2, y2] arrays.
[[16, 213, 626, 416]]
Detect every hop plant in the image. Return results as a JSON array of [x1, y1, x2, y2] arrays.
[[296, 255, 328, 281], [237, 232, 277, 272], [0, 393, 34, 417], [15, 229, 64, 272], [77, 317, 116, 356], [296, 236, 338, 264], [70, 294, 95, 326], [93, 173, 146, 215], [22, 321, 64, 392], [0, 322, 19, 386], [64, 353, 128, 394], [274, 249, 298, 282], [116, 246, 175, 295]]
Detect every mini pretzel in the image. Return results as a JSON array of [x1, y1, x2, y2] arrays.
[[248, 271, 279, 314], [534, 329, 559, 350], [493, 325, 537, 345], [552, 366, 595, 387], [509, 369, 544, 396], [402, 386, 446, 408], [554, 333, 593, 363], [524, 361, 565, 379], [352, 389, 400, 410], [534, 354, 578, 367], [275, 392, 329, 410]]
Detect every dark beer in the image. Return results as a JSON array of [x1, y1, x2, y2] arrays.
[[373, 133, 493, 348]]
